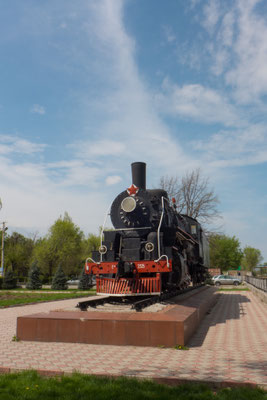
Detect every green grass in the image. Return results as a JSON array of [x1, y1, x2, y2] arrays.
[[0, 289, 96, 307], [6, 287, 91, 292], [0, 371, 265, 400]]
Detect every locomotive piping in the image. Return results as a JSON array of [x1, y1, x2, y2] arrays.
[[131, 162, 146, 190], [85, 257, 97, 267], [99, 200, 114, 262], [156, 196, 170, 263]]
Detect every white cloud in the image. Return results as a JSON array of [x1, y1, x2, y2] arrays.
[[0, 0, 266, 262], [0, 1, 196, 237], [192, 124, 267, 167], [0, 154, 107, 235], [202, 0, 221, 34], [105, 175, 122, 185], [220, 11, 235, 47], [30, 104, 46, 115], [162, 25, 176, 43], [225, 0, 267, 103], [200, 0, 267, 104], [74, 140, 126, 157], [74, 0, 193, 174], [0, 134, 46, 155], [156, 79, 241, 127]]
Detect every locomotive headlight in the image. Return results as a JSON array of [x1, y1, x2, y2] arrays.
[[121, 196, 136, 213], [99, 245, 107, 254], [145, 242, 154, 252]]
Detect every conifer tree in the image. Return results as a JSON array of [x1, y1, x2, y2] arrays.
[[3, 270, 17, 289], [26, 261, 42, 290], [51, 264, 68, 290], [78, 268, 92, 290]]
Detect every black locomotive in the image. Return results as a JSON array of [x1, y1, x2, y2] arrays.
[[85, 162, 209, 295]]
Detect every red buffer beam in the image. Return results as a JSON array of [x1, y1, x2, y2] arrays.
[[85, 259, 172, 275]]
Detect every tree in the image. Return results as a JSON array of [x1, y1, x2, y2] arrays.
[[3, 232, 35, 278], [78, 268, 93, 290], [241, 247, 263, 272], [209, 234, 243, 271], [3, 270, 17, 289], [82, 234, 100, 260], [51, 264, 68, 290], [31, 238, 54, 279], [32, 212, 84, 278], [160, 168, 220, 224], [26, 261, 42, 290]]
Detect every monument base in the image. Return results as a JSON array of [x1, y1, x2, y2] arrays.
[[17, 287, 217, 347]]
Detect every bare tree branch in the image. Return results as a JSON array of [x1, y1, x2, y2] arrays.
[[160, 168, 221, 225]]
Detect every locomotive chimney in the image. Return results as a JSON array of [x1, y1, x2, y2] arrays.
[[131, 162, 146, 190]]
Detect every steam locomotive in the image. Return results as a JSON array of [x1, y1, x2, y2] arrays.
[[85, 162, 209, 295]]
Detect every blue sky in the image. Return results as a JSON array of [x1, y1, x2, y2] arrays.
[[0, 0, 266, 260]]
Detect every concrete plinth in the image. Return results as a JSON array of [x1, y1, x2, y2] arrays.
[[17, 287, 217, 347]]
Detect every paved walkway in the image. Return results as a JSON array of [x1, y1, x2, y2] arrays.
[[0, 291, 266, 387]]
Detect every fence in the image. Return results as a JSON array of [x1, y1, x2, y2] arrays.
[[245, 276, 267, 292]]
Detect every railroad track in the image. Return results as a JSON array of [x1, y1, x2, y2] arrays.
[[76, 284, 205, 312]]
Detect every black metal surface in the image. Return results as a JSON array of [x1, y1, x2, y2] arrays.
[[131, 162, 146, 190], [76, 297, 113, 311], [88, 162, 209, 296]]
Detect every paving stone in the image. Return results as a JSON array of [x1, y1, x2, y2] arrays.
[[0, 292, 266, 386]]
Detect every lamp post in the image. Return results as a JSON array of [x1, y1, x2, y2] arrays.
[[0, 222, 8, 277]]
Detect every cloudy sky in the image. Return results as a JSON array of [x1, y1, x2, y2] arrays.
[[0, 0, 266, 260]]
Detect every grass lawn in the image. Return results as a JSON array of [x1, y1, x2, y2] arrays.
[[0, 371, 265, 400], [0, 289, 96, 308]]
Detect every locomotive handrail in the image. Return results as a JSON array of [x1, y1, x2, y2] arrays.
[[113, 227, 152, 231], [100, 201, 114, 262], [154, 254, 169, 267], [86, 257, 97, 263], [156, 196, 170, 264]]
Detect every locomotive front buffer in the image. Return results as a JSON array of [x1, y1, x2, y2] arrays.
[[85, 258, 172, 296]]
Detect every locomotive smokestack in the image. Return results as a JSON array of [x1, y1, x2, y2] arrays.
[[131, 162, 146, 190]]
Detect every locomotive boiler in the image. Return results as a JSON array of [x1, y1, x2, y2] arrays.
[[85, 162, 209, 295]]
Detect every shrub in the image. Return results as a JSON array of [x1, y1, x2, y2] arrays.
[[3, 270, 17, 289], [26, 262, 42, 290], [78, 269, 93, 290], [51, 265, 68, 290], [41, 275, 51, 284]]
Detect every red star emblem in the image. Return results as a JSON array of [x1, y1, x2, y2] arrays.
[[127, 184, 139, 196]]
